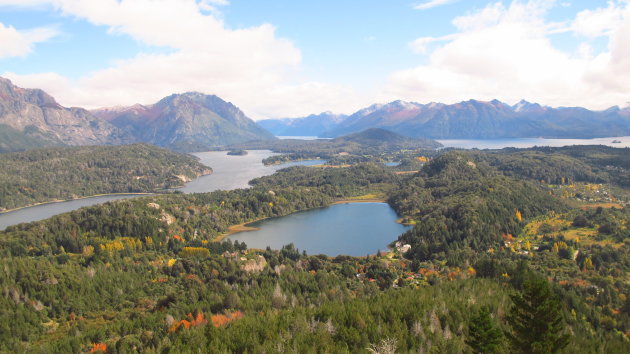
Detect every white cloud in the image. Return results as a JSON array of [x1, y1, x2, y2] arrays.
[[0, 22, 58, 58], [414, 0, 458, 11], [571, 1, 625, 37], [0, 0, 368, 118], [197, 0, 227, 13], [385, 0, 630, 110], [409, 34, 456, 54]]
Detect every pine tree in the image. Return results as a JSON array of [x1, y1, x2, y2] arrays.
[[506, 275, 570, 353], [466, 306, 504, 353]]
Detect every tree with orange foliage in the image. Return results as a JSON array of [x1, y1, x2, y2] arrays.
[[168, 311, 208, 332], [90, 342, 107, 353], [211, 311, 244, 327]]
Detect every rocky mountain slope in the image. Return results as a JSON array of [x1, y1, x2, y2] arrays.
[[93, 93, 275, 152], [0, 77, 133, 151]]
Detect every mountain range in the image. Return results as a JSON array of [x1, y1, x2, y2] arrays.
[[257, 112, 347, 137], [0, 77, 274, 153], [3, 75, 630, 154], [261, 99, 630, 139]]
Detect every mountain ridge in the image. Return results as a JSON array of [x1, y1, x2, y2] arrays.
[[92, 92, 275, 152], [0, 77, 134, 151], [325, 99, 630, 139], [257, 111, 347, 136]]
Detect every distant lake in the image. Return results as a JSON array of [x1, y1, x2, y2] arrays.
[[277, 136, 331, 140], [0, 150, 324, 230], [384, 162, 401, 167], [438, 136, 630, 149], [228, 202, 411, 256]]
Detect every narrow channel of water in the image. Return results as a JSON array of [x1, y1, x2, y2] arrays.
[[0, 150, 325, 230]]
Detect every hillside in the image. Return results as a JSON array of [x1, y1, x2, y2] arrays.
[[0, 77, 134, 151], [321, 99, 630, 139], [0, 124, 64, 153], [233, 128, 442, 152], [93, 93, 275, 152], [230, 128, 442, 165], [0, 144, 210, 211], [331, 127, 431, 146], [257, 112, 347, 136]]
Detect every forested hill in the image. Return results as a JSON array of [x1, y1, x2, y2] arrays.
[[0, 144, 210, 211], [466, 145, 630, 188], [331, 128, 440, 149], [231, 128, 442, 165]]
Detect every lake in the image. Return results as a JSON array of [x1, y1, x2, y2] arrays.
[[227, 202, 411, 256], [438, 136, 630, 149], [0, 150, 324, 230], [177, 150, 325, 193]]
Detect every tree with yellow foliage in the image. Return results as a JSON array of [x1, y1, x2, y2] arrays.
[[180, 247, 210, 258], [583, 257, 593, 271], [515, 210, 523, 222]]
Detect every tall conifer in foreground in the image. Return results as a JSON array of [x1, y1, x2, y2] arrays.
[[506, 274, 570, 353], [466, 306, 504, 353]]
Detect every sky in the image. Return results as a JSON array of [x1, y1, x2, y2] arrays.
[[0, 0, 629, 119]]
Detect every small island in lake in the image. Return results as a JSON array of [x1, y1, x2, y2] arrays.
[[611, 139, 622, 143], [227, 149, 248, 156]]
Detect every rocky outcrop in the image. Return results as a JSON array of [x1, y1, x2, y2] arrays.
[[0, 77, 134, 149], [240, 255, 267, 273]]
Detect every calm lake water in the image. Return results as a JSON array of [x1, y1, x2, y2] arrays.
[[438, 136, 630, 149], [0, 150, 324, 230], [227, 202, 411, 256], [0, 194, 144, 230]]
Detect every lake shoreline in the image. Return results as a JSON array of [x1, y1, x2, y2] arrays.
[[213, 222, 263, 242], [262, 158, 325, 167], [0, 168, 215, 215], [0, 192, 156, 215], [225, 201, 410, 257], [215, 198, 391, 243], [331, 198, 386, 205]]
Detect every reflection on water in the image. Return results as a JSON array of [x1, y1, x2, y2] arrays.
[[177, 150, 278, 193], [228, 202, 411, 256], [177, 150, 324, 193]]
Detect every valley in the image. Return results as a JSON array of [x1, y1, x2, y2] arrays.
[[0, 142, 628, 352]]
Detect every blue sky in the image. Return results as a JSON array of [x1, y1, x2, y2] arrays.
[[0, 0, 628, 118]]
